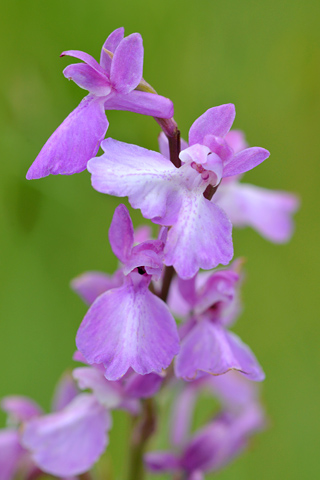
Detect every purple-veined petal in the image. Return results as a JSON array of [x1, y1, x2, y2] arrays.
[[0, 429, 25, 480], [223, 147, 270, 178], [144, 451, 180, 473], [27, 95, 108, 179], [76, 274, 180, 381], [225, 130, 248, 154], [21, 394, 111, 477], [51, 373, 78, 412], [109, 204, 134, 263], [175, 320, 265, 381], [164, 193, 233, 279], [1, 397, 42, 423], [100, 27, 125, 72], [110, 33, 143, 93], [61, 50, 106, 77], [88, 138, 180, 221], [188, 105, 236, 146], [104, 90, 174, 118], [71, 270, 124, 305], [216, 182, 299, 243], [63, 63, 111, 96], [124, 372, 163, 398]]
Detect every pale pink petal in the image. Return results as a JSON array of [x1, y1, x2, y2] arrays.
[[63, 63, 111, 96], [21, 394, 111, 476], [100, 27, 125, 72], [223, 147, 270, 177], [0, 429, 25, 480], [51, 373, 78, 412], [71, 270, 123, 305], [87, 138, 180, 221], [27, 95, 108, 179], [225, 130, 248, 153], [1, 397, 42, 423], [76, 274, 180, 381], [110, 33, 143, 93], [104, 90, 174, 118], [188, 105, 235, 146], [73, 367, 124, 409], [109, 204, 134, 263], [164, 193, 233, 279], [216, 182, 299, 243]]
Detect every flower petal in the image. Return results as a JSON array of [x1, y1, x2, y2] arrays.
[[216, 182, 299, 243], [27, 95, 108, 179], [0, 429, 25, 480], [21, 394, 111, 476], [124, 372, 163, 398], [71, 270, 124, 305], [109, 204, 134, 263], [104, 90, 174, 118], [88, 138, 179, 221], [223, 147, 270, 178], [188, 104, 235, 146], [63, 63, 111, 96], [175, 321, 265, 381], [100, 27, 125, 72], [76, 275, 179, 380], [1, 396, 42, 423], [144, 451, 180, 473], [225, 130, 248, 153], [51, 373, 78, 412], [164, 193, 233, 279], [110, 33, 143, 93], [61, 50, 106, 77]]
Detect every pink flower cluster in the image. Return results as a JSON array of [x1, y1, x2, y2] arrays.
[[1, 27, 299, 479]]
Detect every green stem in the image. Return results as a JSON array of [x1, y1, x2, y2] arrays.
[[126, 399, 157, 480]]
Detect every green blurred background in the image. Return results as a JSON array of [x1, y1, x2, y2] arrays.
[[0, 0, 319, 478]]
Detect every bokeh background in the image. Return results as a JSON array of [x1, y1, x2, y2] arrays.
[[0, 0, 319, 478]]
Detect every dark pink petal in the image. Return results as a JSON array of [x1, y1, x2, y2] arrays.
[[100, 27, 125, 72], [51, 373, 78, 412], [188, 105, 236, 146], [21, 394, 111, 476], [124, 372, 163, 398], [223, 147, 270, 178], [126, 240, 164, 278], [104, 90, 174, 118], [202, 135, 234, 163], [109, 204, 134, 263], [27, 95, 108, 179], [88, 138, 179, 221], [76, 274, 179, 381], [144, 451, 180, 473], [225, 130, 248, 153], [63, 63, 111, 96], [217, 182, 299, 243], [164, 194, 233, 279], [61, 50, 106, 77], [71, 270, 124, 305], [0, 429, 25, 480], [175, 321, 265, 381], [110, 33, 143, 93], [1, 396, 42, 423]]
